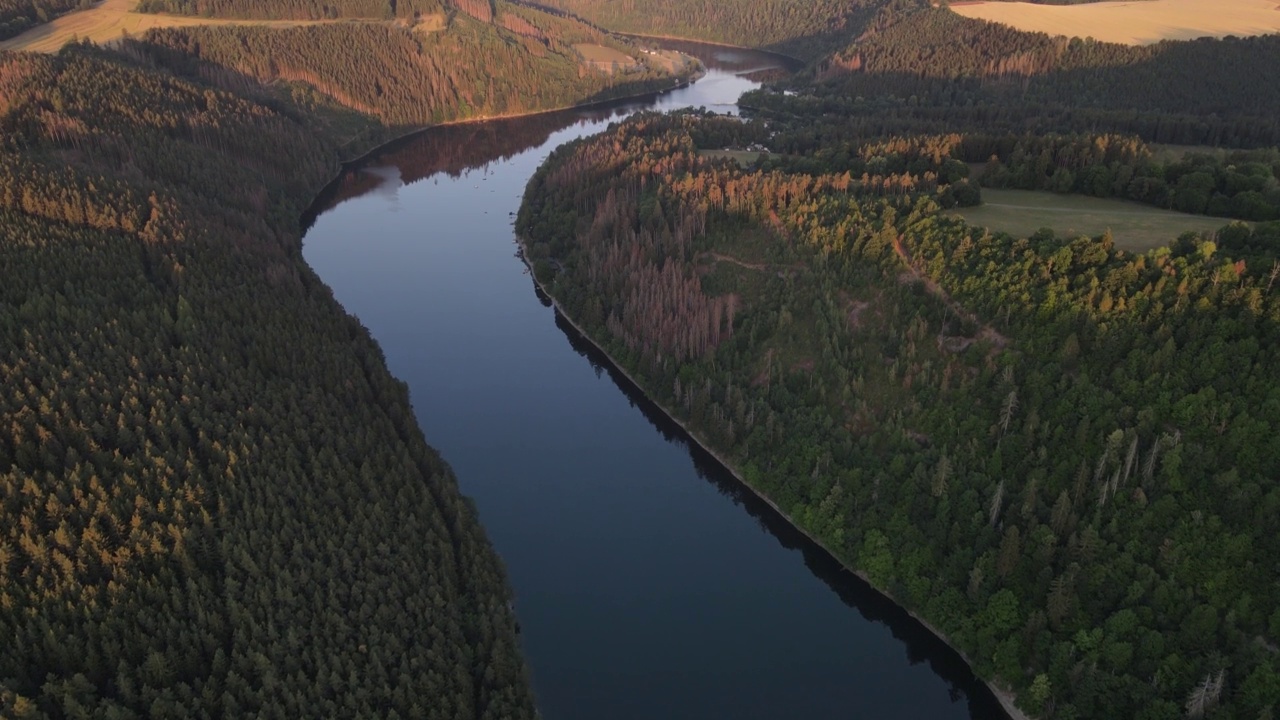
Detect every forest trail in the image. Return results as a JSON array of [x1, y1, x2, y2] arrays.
[[892, 234, 1010, 350], [0, 0, 353, 52], [701, 251, 806, 277], [703, 251, 770, 272]]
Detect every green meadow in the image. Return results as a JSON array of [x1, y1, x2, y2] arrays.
[[951, 188, 1235, 252]]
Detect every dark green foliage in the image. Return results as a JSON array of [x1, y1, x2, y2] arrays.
[[0, 43, 536, 719], [792, 131, 1280, 222], [0, 0, 83, 40], [746, 9, 1280, 148], [974, 136, 1280, 221], [520, 113, 1280, 719]]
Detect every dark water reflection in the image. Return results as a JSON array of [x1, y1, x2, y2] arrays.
[[551, 307, 1008, 719], [303, 39, 1009, 720]]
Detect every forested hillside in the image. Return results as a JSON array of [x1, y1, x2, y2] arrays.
[[745, 8, 1280, 147], [0, 44, 541, 719], [0, 0, 696, 703], [529, 0, 909, 59], [0, 0, 81, 40], [135, 0, 459, 19], [136, 4, 689, 127], [519, 112, 1280, 720]]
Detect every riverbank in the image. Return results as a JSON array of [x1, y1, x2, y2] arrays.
[[301, 65, 705, 230], [516, 241, 1030, 720]]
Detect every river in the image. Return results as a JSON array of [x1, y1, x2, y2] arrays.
[[302, 42, 1010, 720]]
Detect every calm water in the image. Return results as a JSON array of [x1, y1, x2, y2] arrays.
[[303, 43, 1010, 720]]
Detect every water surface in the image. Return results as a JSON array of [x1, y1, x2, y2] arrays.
[[303, 43, 1009, 720]]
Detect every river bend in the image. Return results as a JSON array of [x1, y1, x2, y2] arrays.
[[303, 42, 1009, 720]]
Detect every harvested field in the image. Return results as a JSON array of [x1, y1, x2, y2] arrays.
[[950, 0, 1280, 45], [0, 0, 334, 53]]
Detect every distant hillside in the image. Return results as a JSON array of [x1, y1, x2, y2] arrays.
[[137, 0, 447, 19], [747, 8, 1280, 147], [134, 3, 691, 127], [525, 0, 918, 59]]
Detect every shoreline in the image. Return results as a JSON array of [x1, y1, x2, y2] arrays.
[[301, 68, 705, 229], [516, 241, 1030, 720], [342, 69, 704, 162]]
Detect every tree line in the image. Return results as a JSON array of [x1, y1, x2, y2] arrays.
[[742, 7, 1280, 148], [974, 136, 1280, 221], [757, 130, 1280, 222]]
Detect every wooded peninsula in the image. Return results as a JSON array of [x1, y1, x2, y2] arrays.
[[518, 2, 1280, 719]]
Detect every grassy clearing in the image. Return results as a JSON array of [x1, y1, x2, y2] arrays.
[[699, 149, 764, 166], [639, 47, 697, 75], [0, 0, 334, 53], [573, 43, 639, 73], [573, 43, 634, 64], [950, 188, 1233, 252], [1148, 144, 1232, 163], [950, 0, 1280, 45], [410, 12, 446, 34]]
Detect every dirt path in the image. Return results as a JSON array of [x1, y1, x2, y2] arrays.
[[0, 0, 341, 53], [892, 234, 1010, 349], [703, 251, 770, 271]]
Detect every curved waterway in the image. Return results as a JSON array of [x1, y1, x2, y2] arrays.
[[303, 42, 1011, 720]]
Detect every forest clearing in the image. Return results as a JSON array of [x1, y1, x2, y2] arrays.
[[573, 42, 638, 72], [0, 0, 336, 52], [951, 188, 1234, 251], [949, 0, 1280, 45], [698, 149, 765, 166]]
